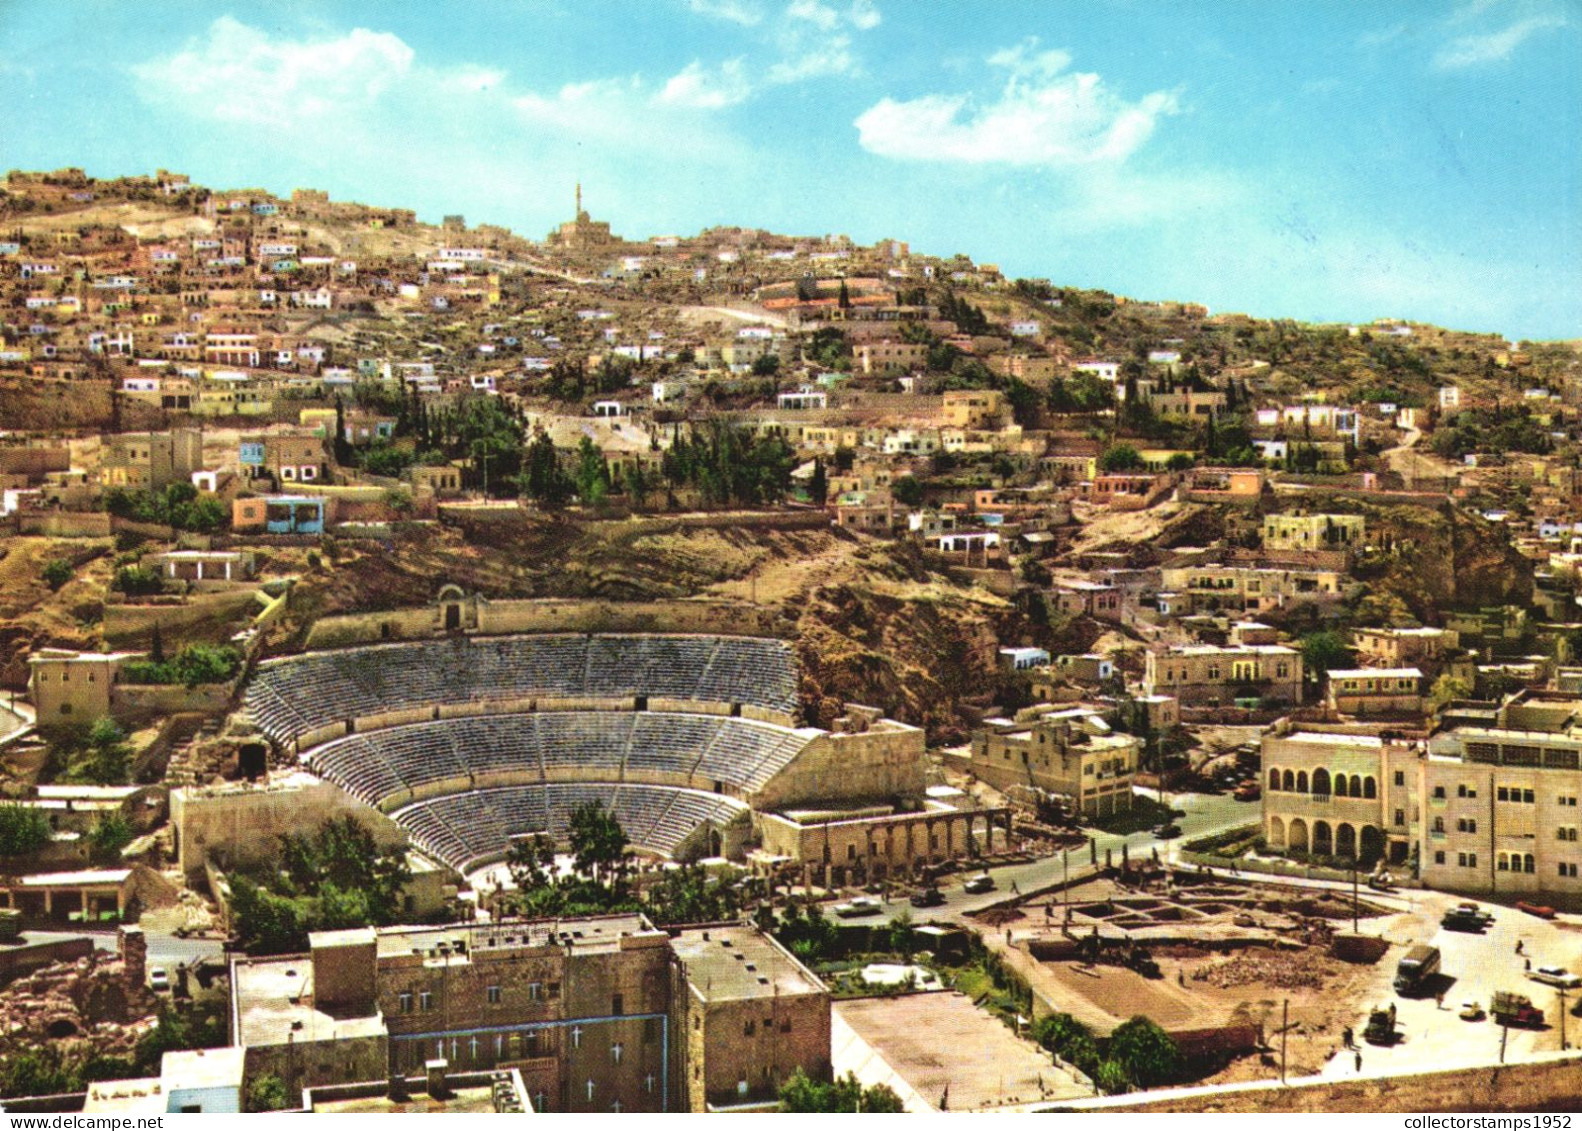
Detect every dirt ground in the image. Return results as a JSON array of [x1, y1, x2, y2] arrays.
[[835, 991, 1092, 1110], [999, 874, 1395, 1083]]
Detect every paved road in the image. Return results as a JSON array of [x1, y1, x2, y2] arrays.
[[846, 788, 1259, 924]]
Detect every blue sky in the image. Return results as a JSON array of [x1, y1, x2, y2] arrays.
[[2, 1, 1578, 339]]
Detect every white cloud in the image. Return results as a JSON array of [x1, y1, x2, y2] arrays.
[[855, 44, 1178, 167], [1433, 13, 1566, 69], [130, 16, 415, 124], [767, 37, 857, 83], [686, 0, 765, 25], [658, 59, 753, 108]]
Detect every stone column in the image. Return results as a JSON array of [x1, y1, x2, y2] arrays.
[[119, 924, 147, 989]]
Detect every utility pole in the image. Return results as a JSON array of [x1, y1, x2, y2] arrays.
[[1352, 862, 1359, 935], [1561, 987, 1570, 1052], [1280, 999, 1289, 1084]]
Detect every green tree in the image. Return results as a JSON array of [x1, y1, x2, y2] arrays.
[[279, 815, 413, 924], [1094, 1059, 1132, 1095], [246, 1073, 291, 1113], [779, 1069, 903, 1112], [1005, 377, 1041, 427], [521, 430, 572, 508], [65, 719, 132, 785], [1099, 444, 1144, 472], [809, 458, 829, 506], [641, 864, 743, 925], [0, 804, 52, 856], [568, 800, 628, 883], [892, 475, 924, 508], [229, 876, 310, 955], [114, 564, 163, 596], [1107, 1015, 1180, 1088], [88, 812, 135, 863], [0, 1044, 79, 1099], [505, 832, 557, 891], [41, 559, 73, 590], [1032, 1012, 1101, 1077], [751, 353, 780, 377], [574, 435, 612, 506], [1428, 673, 1473, 711], [1300, 631, 1352, 679]]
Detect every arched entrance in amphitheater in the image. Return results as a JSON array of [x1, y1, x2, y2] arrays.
[[435, 584, 476, 633], [1267, 815, 1286, 850]]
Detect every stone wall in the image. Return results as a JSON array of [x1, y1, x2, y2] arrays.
[[171, 776, 408, 882], [103, 589, 260, 647], [752, 723, 926, 811], [1049, 1049, 1582, 1113], [303, 599, 791, 651]]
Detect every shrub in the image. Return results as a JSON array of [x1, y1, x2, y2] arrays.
[[0, 804, 52, 856], [113, 564, 163, 596], [41, 559, 73, 590]]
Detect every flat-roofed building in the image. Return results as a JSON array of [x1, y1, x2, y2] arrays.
[[1325, 667, 1424, 717], [1262, 512, 1366, 553], [1261, 730, 1420, 867], [968, 708, 1139, 817], [1143, 642, 1303, 708], [671, 925, 830, 1112], [231, 914, 832, 1112]]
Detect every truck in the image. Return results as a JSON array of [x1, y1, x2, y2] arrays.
[[1363, 1007, 1398, 1045], [1491, 991, 1545, 1028], [1393, 944, 1441, 996]]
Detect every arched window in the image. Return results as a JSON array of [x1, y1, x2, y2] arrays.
[[1297, 771, 1309, 794], [1270, 768, 1281, 791], [1363, 777, 1377, 799]]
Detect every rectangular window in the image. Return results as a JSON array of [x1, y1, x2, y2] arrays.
[[612, 993, 624, 1017], [528, 982, 542, 1002], [1561, 863, 1579, 878], [487, 985, 502, 1005], [1395, 771, 1405, 787], [419, 991, 433, 1012], [399, 992, 413, 1014], [1524, 789, 1536, 803], [1434, 850, 1446, 865], [1394, 809, 1405, 826]]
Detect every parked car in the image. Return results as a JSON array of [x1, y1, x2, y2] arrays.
[[1459, 1000, 1485, 1021], [147, 968, 170, 993], [1233, 782, 1261, 802], [1153, 823, 1183, 840], [1441, 908, 1486, 932], [910, 887, 946, 909], [1456, 902, 1496, 924], [1516, 900, 1557, 920], [833, 897, 882, 918], [1529, 965, 1582, 989], [963, 873, 996, 894]]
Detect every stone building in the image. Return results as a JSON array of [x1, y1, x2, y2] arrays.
[[230, 915, 830, 1113], [1261, 512, 1366, 553], [1143, 642, 1304, 708], [98, 428, 202, 491], [1261, 731, 1418, 867], [967, 708, 1139, 817], [27, 648, 139, 723], [1324, 667, 1423, 716]]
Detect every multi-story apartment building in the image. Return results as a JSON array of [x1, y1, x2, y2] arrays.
[[1261, 512, 1366, 553], [1143, 642, 1304, 708], [99, 428, 203, 491], [968, 708, 1139, 817], [1352, 626, 1460, 668], [232, 916, 830, 1112], [1324, 667, 1423, 716], [1156, 563, 1344, 616], [1262, 691, 1582, 907], [1261, 730, 1420, 867]]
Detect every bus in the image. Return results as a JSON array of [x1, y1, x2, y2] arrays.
[[1394, 944, 1441, 996]]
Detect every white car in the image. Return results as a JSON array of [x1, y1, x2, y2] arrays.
[[833, 897, 882, 918], [147, 967, 170, 993], [1529, 965, 1582, 989]]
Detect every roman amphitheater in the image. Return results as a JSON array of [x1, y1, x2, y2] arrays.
[[173, 603, 1011, 891]]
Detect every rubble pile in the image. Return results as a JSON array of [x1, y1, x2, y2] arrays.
[[1192, 946, 1338, 991], [0, 944, 156, 1056]]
